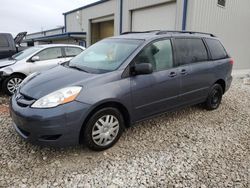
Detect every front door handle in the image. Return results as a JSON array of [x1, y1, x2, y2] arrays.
[[181, 69, 188, 75], [169, 71, 177, 77]]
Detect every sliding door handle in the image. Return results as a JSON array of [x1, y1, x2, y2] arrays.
[[181, 69, 188, 75], [169, 72, 177, 77]]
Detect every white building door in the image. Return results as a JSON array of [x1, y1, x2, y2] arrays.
[[131, 2, 177, 31]]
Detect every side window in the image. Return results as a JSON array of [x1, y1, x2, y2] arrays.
[[175, 38, 208, 65], [36, 48, 63, 61], [0, 35, 9, 47], [134, 39, 173, 71], [65, 47, 83, 57], [205, 38, 228, 60]]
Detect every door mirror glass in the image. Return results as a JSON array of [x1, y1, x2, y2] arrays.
[[31, 56, 40, 62], [132, 63, 153, 75]]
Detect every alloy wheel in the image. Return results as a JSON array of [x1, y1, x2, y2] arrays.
[[7, 78, 23, 94]]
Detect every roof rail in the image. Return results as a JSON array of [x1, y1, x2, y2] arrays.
[[121, 30, 160, 35], [156, 30, 216, 37]]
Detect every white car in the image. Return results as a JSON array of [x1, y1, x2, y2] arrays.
[[0, 44, 85, 95]]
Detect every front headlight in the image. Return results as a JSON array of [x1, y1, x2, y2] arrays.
[[31, 86, 82, 108]]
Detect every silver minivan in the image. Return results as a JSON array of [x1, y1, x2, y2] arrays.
[[0, 44, 85, 95]]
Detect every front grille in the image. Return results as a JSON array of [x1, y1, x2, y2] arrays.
[[39, 134, 62, 141], [16, 93, 35, 107]]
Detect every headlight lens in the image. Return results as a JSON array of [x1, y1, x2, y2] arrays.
[[31, 86, 82, 108]]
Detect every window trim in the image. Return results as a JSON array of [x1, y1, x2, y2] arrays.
[[27, 47, 64, 62], [172, 37, 209, 67]]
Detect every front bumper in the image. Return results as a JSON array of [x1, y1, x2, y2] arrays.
[[0, 71, 3, 82], [10, 94, 91, 147]]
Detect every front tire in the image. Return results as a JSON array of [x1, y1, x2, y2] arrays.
[[83, 107, 125, 151], [204, 84, 223, 110], [2, 74, 25, 95]]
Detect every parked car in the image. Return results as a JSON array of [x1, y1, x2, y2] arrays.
[[0, 44, 85, 95], [0, 32, 27, 59], [10, 31, 233, 151]]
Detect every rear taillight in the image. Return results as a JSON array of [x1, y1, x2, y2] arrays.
[[229, 59, 234, 65]]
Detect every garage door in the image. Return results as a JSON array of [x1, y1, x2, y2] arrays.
[[131, 2, 176, 31], [91, 20, 114, 44]]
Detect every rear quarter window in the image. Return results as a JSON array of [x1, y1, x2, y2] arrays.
[[174, 38, 208, 65], [0, 35, 9, 47], [205, 38, 228, 60]]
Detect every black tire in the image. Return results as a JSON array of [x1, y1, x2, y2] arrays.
[[2, 74, 25, 96], [83, 107, 125, 151], [204, 84, 223, 111]]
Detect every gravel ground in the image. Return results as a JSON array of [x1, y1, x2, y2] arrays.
[[0, 78, 249, 187]]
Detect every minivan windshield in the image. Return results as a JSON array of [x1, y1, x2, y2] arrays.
[[69, 39, 143, 74], [12, 46, 42, 61]]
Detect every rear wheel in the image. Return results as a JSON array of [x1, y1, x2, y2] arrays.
[[204, 84, 223, 110], [83, 107, 125, 151], [2, 74, 25, 95]]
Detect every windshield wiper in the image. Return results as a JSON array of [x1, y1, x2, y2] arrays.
[[69, 65, 89, 73]]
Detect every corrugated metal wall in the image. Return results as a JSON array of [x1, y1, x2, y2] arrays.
[[187, 0, 250, 69]]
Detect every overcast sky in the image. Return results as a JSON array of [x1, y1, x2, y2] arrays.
[[0, 0, 98, 37]]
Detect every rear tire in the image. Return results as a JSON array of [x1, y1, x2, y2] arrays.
[[2, 74, 25, 96], [204, 84, 223, 110], [83, 107, 125, 151]]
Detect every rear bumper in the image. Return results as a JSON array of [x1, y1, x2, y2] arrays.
[[10, 94, 91, 147], [225, 75, 233, 92]]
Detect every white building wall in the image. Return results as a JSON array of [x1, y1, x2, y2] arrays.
[[186, 0, 250, 69], [65, 0, 184, 46], [66, 12, 83, 32], [45, 29, 64, 36], [65, 0, 119, 46]]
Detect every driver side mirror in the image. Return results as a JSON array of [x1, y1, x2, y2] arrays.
[[131, 63, 153, 76], [31, 56, 40, 62]]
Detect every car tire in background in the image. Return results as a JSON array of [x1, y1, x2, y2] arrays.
[[204, 84, 223, 111], [83, 107, 125, 151], [2, 74, 25, 95]]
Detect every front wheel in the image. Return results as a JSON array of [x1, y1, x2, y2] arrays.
[[204, 84, 223, 110], [2, 75, 25, 95], [83, 107, 125, 151]]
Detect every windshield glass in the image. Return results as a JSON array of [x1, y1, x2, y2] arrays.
[[69, 39, 143, 74], [12, 46, 42, 61]]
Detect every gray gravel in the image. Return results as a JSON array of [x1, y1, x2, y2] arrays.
[[0, 78, 249, 187]]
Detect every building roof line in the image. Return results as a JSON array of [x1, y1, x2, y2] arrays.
[[26, 27, 65, 36], [25, 32, 86, 42], [63, 0, 110, 15]]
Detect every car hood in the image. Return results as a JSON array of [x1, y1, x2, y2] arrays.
[[0, 58, 16, 68], [20, 65, 117, 99]]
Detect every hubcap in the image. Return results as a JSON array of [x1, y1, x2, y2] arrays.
[[7, 78, 23, 94], [92, 115, 119, 146]]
